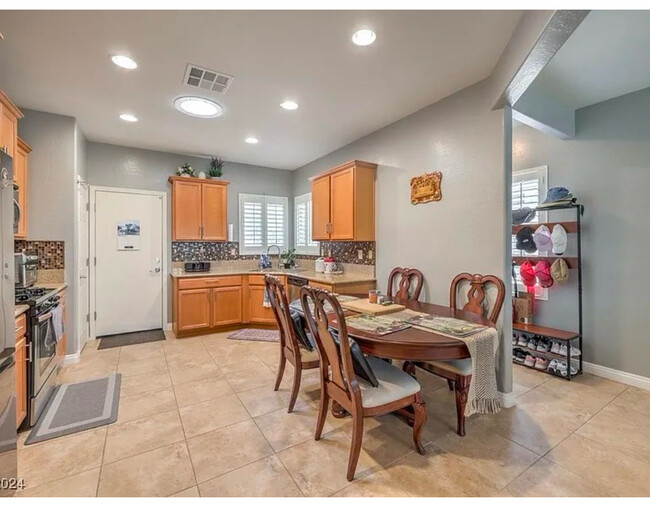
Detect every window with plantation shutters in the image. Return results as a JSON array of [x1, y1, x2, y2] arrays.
[[512, 166, 548, 300], [238, 194, 288, 255], [294, 193, 320, 255]]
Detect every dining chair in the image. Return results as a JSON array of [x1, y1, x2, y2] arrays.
[[407, 273, 505, 437], [300, 285, 427, 481], [387, 267, 424, 301], [265, 275, 320, 413]]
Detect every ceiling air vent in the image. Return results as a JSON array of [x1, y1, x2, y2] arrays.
[[183, 64, 233, 94]]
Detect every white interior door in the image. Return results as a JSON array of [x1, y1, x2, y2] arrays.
[[78, 181, 90, 348], [94, 189, 164, 336]]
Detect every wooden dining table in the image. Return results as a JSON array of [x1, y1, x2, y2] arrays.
[[291, 295, 495, 421]]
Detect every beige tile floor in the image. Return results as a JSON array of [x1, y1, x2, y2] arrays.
[[16, 330, 650, 497]]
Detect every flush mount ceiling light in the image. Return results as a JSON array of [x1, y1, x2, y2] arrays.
[[280, 100, 299, 111], [174, 96, 223, 118], [110, 54, 138, 70], [245, 136, 259, 144], [119, 113, 138, 122], [352, 29, 376, 46]]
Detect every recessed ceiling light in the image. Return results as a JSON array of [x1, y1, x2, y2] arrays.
[[245, 137, 259, 144], [280, 100, 299, 111], [352, 29, 376, 46], [119, 113, 138, 122], [110, 54, 138, 70], [174, 96, 223, 118]]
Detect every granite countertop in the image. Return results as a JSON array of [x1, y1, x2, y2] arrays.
[[15, 304, 29, 317], [170, 267, 375, 285]]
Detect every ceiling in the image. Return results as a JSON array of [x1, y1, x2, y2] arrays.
[[532, 10, 650, 111], [0, 10, 522, 170]]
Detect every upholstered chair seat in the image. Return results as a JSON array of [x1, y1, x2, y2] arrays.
[[359, 357, 421, 408], [300, 348, 320, 365]]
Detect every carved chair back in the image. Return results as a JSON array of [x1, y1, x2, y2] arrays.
[[387, 267, 424, 301], [265, 275, 301, 364], [300, 286, 361, 410], [449, 273, 506, 324]]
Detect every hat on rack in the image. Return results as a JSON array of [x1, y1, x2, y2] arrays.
[[519, 260, 536, 287], [533, 225, 553, 252], [512, 207, 536, 225], [551, 224, 568, 255], [516, 226, 537, 253], [551, 258, 569, 285], [538, 187, 575, 208], [534, 260, 554, 288]]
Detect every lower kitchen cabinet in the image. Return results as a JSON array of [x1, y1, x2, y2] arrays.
[[14, 313, 27, 428], [248, 285, 275, 323], [213, 286, 243, 326], [177, 288, 212, 331]]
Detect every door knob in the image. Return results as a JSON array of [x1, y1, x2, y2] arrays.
[[149, 267, 161, 273]]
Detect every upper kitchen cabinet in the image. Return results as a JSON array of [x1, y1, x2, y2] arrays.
[[169, 176, 229, 241], [0, 90, 23, 159], [14, 137, 31, 239], [311, 160, 377, 241]]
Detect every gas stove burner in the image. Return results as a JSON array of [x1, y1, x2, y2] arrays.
[[15, 286, 57, 305]]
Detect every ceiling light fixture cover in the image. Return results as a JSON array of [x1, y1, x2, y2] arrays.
[[174, 96, 223, 118], [280, 100, 299, 111], [119, 114, 138, 122], [352, 29, 376, 46], [245, 137, 259, 144], [110, 54, 138, 70]]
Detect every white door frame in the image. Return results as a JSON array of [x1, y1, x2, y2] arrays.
[[77, 177, 90, 355], [89, 185, 168, 339]]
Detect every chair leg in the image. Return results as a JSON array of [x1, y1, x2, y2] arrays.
[[274, 353, 286, 391], [411, 394, 427, 455], [402, 361, 416, 376], [454, 376, 471, 437], [287, 363, 302, 413], [346, 412, 364, 482], [314, 387, 329, 441], [447, 379, 454, 391]]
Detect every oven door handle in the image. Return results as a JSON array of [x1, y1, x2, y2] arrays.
[[36, 312, 53, 324]]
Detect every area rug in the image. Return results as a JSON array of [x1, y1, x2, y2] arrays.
[[227, 328, 280, 342], [97, 329, 166, 350], [25, 374, 121, 445]]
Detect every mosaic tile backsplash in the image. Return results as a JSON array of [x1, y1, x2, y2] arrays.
[[172, 240, 375, 266], [14, 240, 65, 270]]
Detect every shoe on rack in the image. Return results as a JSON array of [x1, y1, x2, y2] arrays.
[[547, 359, 560, 375], [517, 335, 528, 347], [513, 349, 528, 363], [550, 341, 562, 355], [534, 357, 549, 370], [527, 336, 539, 350], [566, 345, 581, 357], [537, 339, 551, 353], [524, 355, 536, 368]]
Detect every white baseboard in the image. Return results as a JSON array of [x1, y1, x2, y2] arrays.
[[499, 390, 516, 408], [61, 351, 80, 366], [583, 361, 650, 391], [165, 323, 172, 331]]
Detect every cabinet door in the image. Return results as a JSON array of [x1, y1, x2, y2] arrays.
[[178, 288, 212, 331], [330, 168, 355, 240], [248, 285, 276, 323], [172, 180, 202, 240], [14, 145, 26, 238], [213, 286, 242, 326], [0, 107, 16, 158], [311, 175, 331, 241], [15, 336, 27, 428], [201, 183, 227, 241]]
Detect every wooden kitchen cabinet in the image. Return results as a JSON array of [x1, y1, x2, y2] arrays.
[[213, 286, 243, 326], [169, 176, 229, 241], [14, 313, 27, 428], [310, 160, 376, 241], [177, 288, 212, 331], [14, 137, 31, 239], [247, 274, 285, 324], [0, 90, 22, 159]]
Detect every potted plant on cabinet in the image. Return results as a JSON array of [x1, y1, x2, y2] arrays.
[[208, 156, 224, 179], [177, 163, 196, 178]]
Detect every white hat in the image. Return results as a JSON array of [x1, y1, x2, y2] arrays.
[[533, 225, 553, 252], [551, 224, 567, 255]]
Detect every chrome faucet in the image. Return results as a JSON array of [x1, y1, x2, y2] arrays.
[[267, 245, 282, 269]]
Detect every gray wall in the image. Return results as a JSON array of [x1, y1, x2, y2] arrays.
[[18, 109, 81, 355], [513, 87, 650, 377], [293, 79, 511, 391]]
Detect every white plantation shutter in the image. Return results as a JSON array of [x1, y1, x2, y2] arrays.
[[294, 193, 320, 255], [238, 194, 288, 255], [512, 166, 548, 299]]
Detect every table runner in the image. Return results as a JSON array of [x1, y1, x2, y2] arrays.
[[383, 309, 501, 416]]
